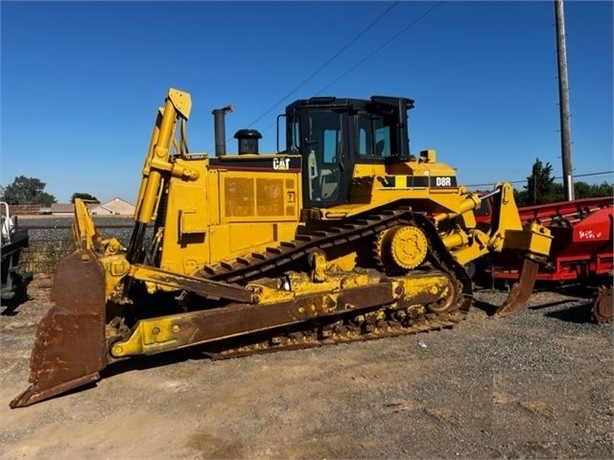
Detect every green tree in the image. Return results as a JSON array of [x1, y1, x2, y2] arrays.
[[513, 187, 528, 207], [574, 180, 613, 199], [71, 192, 100, 204], [2, 176, 56, 206], [592, 181, 614, 197], [524, 159, 563, 205], [574, 181, 592, 199]]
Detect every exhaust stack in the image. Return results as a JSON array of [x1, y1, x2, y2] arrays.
[[212, 104, 235, 157]]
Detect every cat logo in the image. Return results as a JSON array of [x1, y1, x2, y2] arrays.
[[273, 157, 290, 170]]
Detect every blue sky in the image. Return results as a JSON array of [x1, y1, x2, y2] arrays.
[[1, 1, 612, 204]]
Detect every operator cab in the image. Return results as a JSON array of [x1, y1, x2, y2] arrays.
[[284, 96, 414, 209]]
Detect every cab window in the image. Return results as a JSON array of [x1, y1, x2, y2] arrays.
[[304, 111, 342, 202], [357, 116, 392, 158]]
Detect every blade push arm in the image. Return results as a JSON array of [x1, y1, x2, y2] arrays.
[[127, 88, 197, 264]]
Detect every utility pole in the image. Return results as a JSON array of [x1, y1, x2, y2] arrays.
[[554, 0, 575, 201]]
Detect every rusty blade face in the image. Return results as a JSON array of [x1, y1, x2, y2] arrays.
[[591, 286, 613, 324], [10, 251, 108, 408], [492, 258, 540, 318]]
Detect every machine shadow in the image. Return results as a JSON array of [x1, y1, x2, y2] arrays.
[[0, 293, 32, 316], [101, 347, 213, 379], [472, 285, 594, 324], [544, 302, 592, 323], [100, 329, 287, 380]]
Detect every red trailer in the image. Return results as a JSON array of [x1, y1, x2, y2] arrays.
[[479, 196, 613, 323]]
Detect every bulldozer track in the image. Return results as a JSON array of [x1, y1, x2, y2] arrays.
[[197, 209, 413, 284], [198, 207, 470, 291], [200, 309, 466, 360], [190, 207, 474, 357]]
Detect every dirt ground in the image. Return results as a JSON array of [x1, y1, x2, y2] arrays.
[[1, 275, 612, 459]]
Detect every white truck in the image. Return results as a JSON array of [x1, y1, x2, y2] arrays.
[[1, 202, 32, 305]]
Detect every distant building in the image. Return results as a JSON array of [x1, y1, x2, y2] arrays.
[[88, 197, 135, 216], [50, 203, 75, 216], [7, 204, 44, 216]]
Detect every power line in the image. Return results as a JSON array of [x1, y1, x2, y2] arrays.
[[466, 170, 614, 188], [247, 1, 400, 129], [248, 1, 444, 138], [572, 171, 614, 179], [314, 1, 444, 95]]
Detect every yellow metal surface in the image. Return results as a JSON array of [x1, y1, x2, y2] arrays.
[[433, 193, 481, 224], [69, 90, 553, 354], [15, 87, 560, 410], [445, 229, 487, 266], [419, 149, 437, 163], [70, 201, 133, 301], [168, 88, 192, 119], [305, 251, 359, 280], [69, 92, 552, 306], [219, 170, 300, 223], [127, 264, 255, 303], [434, 183, 552, 265], [62, 87, 552, 310], [148, 154, 304, 275], [387, 226, 428, 270], [72, 199, 102, 250], [134, 108, 163, 218], [336, 157, 483, 221], [134, 89, 193, 226], [110, 270, 456, 358], [111, 315, 181, 356], [394, 272, 452, 305], [502, 222, 553, 260], [324, 252, 357, 273], [484, 184, 552, 258], [248, 271, 380, 305], [99, 254, 130, 301], [158, 167, 210, 273], [309, 249, 328, 282]]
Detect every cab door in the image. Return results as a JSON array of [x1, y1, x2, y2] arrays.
[[298, 109, 351, 209]]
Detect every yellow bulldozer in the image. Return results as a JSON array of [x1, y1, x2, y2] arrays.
[[11, 88, 553, 408]]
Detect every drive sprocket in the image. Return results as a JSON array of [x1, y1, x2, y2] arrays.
[[372, 225, 428, 274]]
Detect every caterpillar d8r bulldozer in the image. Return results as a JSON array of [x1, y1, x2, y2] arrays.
[[10, 88, 553, 408]]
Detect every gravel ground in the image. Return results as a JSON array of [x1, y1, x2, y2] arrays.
[[0, 275, 612, 459]]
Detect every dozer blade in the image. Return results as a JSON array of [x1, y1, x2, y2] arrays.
[[492, 258, 540, 318], [10, 250, 108, 408]]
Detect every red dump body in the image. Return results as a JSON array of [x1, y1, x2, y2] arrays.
[[482, 196, 614, 282]]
